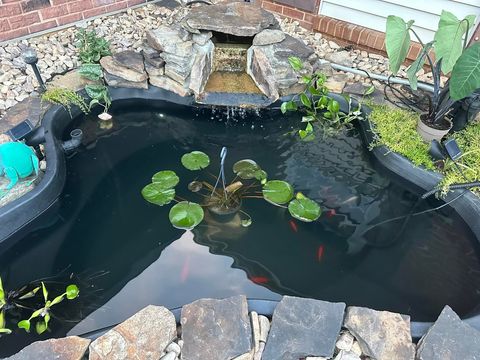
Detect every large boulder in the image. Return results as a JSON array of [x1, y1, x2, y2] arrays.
[[146, 25, 192, 56], [262, 296, 346, 360], [5, 336, 90, 360], [416, 306, 480, 360], [344, 306, 415, 360], [89, 305, 176, 360], [181, 295, 252, 360], [189, 41, 215, 95], [183, 2, 279, 37], [247, 34, 316, 100]]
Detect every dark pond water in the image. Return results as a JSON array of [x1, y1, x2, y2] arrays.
[[1, 102, 480, 355]]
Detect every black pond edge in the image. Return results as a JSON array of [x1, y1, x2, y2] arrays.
[[1, 87, 480, 339]]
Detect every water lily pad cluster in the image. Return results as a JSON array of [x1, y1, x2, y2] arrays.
[[142, 151, 322, 230]]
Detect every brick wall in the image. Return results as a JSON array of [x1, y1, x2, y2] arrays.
[[0, 0, 149, 42], [258, 0, 423, 61]]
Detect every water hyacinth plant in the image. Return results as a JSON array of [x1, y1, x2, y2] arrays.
[[142, 149, 322, 230], [0, 277, 79, 336]]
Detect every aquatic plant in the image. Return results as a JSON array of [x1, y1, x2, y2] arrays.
[[75, 29, 112, 116], [0, 276, 79, 336], [385, 11, 480, 130], [281, 57, 363, 139], [41, 87, 89, 117], [141, 149, 322, 230]]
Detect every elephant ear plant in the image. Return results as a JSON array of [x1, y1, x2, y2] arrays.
[[385, 11, 480, 140], [0, 276, 79, 336], [142, 149, 322, 230], [281, 57, 363, 140]]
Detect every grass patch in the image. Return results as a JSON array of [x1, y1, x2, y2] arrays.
[[367, 104, 480, 196]]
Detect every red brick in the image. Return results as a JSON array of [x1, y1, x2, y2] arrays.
[[0, 27, 29, 42], [127, 0, 144, 6], [9, 11, 40, 30], [325, 18, 336, 35], [82, 6, 106, 18], [57, 12, 83, 25], [0, 3, 22, 18], [68, 0, 93, 14], [304, 13, 314, 24], [106, 1, 128, 12], [282, 6, 304, 21], [29, 19, 58, 34], [297, 19, 313, 30], [262, 1, 283, 14], [0, 18, 10, 32], [40, 4, 68, 19]]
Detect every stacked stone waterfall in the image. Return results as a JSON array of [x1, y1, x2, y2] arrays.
[[99, 2, 319, 103]]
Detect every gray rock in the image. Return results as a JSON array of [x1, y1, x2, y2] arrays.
[[104, 72, 148, 89], [192, 31, 213, 46], [160, 52, 193, 68], [250, 311, 260, 352], [258, 315, 270, 343], [147, 25, 193, 56], [165, 63, 191, 83], [89, 305, 176, 360], [184, 2, 279, 37], [181, 295, 252, 360], [334, 350, 361, 360], [336, 332, 355, 352], [189, 41, 214, 95], [100, 56, 147, 82], [0, 95, 47, 134], [160, 352, 177, 360], [416, 306, 480, 360], [145, 56, 166, 69], [262, 296, 345, 360], [5, 336, 90, 360], [150, 75, 192, 97], [112, 50, 145, 73], [344, 306, 415, 360], [166, 341, 181, 355], [253, 29, 286, 46], [145, 61, 165, 76], [325, 50, 354, 67], [247, 46, 279, 99]]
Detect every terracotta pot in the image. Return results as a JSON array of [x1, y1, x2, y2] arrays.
[[417, 117, 452, 143]]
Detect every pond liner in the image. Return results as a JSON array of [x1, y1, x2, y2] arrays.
[[0, 87, 480, 338]]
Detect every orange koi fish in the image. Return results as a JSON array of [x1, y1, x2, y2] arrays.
[[250, 276, 269, 284], [317, 245, 325, 262], [289, 219, 298, 233]]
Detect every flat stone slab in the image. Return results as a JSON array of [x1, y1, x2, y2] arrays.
[[112, 50, 146, 74], [5, 336, 90, 360], [416, 306, 480, 360], [100, 55, 147, 83], [0, 95, 47, 134], [181, 295, 252, 360], [89, 305, 176, 360], [344, 306, 415, 360], [184, 2, 279, 37], [262, 296, 346, 359], [253, 29, 286, 46]]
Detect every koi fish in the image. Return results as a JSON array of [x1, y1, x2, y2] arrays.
[[250, 276, 269, 284], [180, 256, 190, 283], [288, 219, 298, 233], [317, 245, 325, 262], [326, 209, 336, 218]]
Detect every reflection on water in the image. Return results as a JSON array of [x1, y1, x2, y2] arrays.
[[1, 102, 480, 356]]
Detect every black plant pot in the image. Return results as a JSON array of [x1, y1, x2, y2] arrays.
[[452, 89, 480, 132]]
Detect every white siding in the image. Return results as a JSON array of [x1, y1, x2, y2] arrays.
[[319, 0, 480, 42]]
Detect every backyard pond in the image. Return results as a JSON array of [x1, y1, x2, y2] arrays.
[[1, 101, 480, 355]]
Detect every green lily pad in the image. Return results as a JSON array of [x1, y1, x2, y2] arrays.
[[18, 319, 31, 332], [66, 285, 79, 300], [152, 170, 179, 189], [262, 180, 294, 205], [288, 197, 321, 222], [142, 183, 176, 206], [169, 201, 204, 230], [181, 151, 210, 170], [233, 160, 262, 180]]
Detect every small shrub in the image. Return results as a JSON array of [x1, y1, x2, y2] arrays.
[[41, 88, 89, 116]]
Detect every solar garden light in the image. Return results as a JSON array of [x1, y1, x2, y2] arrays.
[[22, 47, 46, 93]]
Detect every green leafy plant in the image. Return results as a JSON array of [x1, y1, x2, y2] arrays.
[[75, 28, 111, 64], [0, 276, 79, 336], [142, 150, 322, 230], [41, 88, 89, 117], [281, 57, 363, 139], [385, 11, 479, 129], [75, 30, 112, 115]]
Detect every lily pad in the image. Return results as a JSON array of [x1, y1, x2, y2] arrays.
[[142, 183, 175, 206], [66, 285, 79, 300], [152, 170, 179, 189], [262, 180, 294, 205], [181, 151, 210, 170], [288, 197, 321, 222], [188, 181, 203, 192], [233, 159, 262, 180], [169, 201, 204, 230]]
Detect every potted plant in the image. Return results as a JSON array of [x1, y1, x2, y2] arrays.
[[141, 148, 322, 230], [385, 11, 480, 142]]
